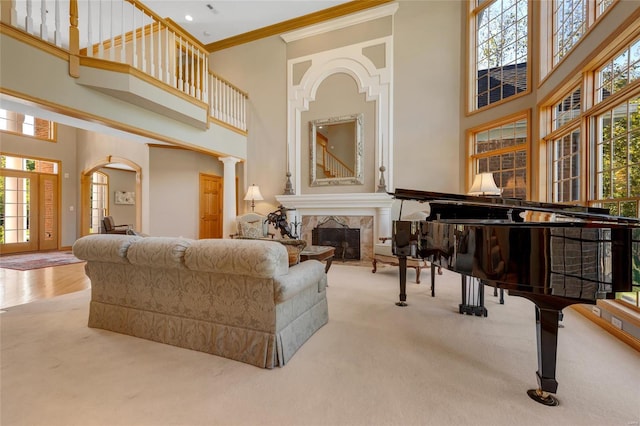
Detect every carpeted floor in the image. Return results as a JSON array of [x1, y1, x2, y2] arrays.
[[1, 263, 639, 425], [0, 250, 84, 270]]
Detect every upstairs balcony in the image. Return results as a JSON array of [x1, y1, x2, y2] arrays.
[[0, 0, 248, 157]]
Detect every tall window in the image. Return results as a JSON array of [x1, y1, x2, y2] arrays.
[[595, 0, 614, 19], [472, 0, 528, 110], [0, 109, 55, 140], [596, 38, 640, 103], [470, 115, 528, 198], [91, 172, 108, 234], [550, 87, 582, 203], [594, 96, 640, 217], [552, 0, 587, 66]]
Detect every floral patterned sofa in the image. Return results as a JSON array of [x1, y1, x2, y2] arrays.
[[72, 235, 328, 368]]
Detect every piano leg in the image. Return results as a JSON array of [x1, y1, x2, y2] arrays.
[[396, 256, 408, 306], [430, 261, 436, 297], [528, 305, 561, 406]]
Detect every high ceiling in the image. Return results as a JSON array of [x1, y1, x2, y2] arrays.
[[139, 0, 353, 48]]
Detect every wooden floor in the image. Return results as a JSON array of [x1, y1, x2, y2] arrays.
[[0, 261, 90, 310]]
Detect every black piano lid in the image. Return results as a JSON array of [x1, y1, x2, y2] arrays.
[[390, 188, 640, 226]]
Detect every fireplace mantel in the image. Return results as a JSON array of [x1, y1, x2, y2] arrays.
[[276, 193, 392, 210], [275, 192, 393, 242]]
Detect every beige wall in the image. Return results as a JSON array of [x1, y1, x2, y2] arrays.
[[149, 147, 224, 239], [209, 35, 289, 215], [211, 1, 463, 219]]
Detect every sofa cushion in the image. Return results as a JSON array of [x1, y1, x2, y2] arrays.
[[184, 239, 288, 278], [72, 234, 142, 264], [126, 237, 193, 269]]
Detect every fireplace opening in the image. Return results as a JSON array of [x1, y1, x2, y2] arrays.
[[312, 217, 360, 261]]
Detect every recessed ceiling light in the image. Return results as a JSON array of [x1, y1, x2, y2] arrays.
[[185, 15, 193, 21]]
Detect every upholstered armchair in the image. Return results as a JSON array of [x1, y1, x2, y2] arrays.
[[102, 216, 130, 234], [230, 212, 274, 239]]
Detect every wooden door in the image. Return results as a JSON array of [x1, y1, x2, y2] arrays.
[[199, 174, 222, 239]]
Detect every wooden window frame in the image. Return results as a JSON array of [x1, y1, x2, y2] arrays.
[[466, 110, 531, 199], [468, 0, 531, 114], [0, 109, 56, 142]]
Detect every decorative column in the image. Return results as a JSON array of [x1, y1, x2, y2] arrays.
[[219, 156, 240, 238], [376, 206, 391, 241]]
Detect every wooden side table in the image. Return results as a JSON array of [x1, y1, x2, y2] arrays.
[[300, 245, 335, 273]]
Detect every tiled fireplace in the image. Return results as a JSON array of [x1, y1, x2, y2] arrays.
[[275, 193, 394, 263]]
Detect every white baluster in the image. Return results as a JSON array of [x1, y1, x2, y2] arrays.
[[6, 0, 18, 27], [219, 81, 224, 121], [165, 29, 171, 84], [139, 7, 145, 72], [150, 20, 155, 77], [120, 1, 125, 63], [196, 49, 201, 99], [178, 36, 183, 92], [109, 0, 114, 61], [25, 0, 33, 33], [213, 77, 218, 119], [97, 0, 103, 58], [131, 5, 137, 68], [233, 90, 237, 127], [54, 0, 61, 47], [237, 92, 241, 128], [190, 44, 195, 96], [86, 0, 92, 57], [39, 0, 47, 41], [201, 57, 208, 101]]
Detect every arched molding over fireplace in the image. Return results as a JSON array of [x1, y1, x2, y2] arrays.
[[280, 4, 397, 247], [284, 5, 397, 195]]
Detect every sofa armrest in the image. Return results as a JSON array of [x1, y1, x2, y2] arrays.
[[72, 234, 142, 264], [274, 260, 326, 303]]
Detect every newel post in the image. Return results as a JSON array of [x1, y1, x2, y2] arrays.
[[68, 0, 79, 77]]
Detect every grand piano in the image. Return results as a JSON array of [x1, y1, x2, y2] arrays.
[[390, 188, 640, 406]]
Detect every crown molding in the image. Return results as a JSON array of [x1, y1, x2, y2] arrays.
[[281, 2, 398, 43], [205, 0, 394, 52]]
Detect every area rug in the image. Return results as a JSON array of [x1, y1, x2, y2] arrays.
[[0, 251, 84, 271]]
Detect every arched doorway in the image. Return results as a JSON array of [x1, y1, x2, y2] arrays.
[[80, 156, 142, 236]]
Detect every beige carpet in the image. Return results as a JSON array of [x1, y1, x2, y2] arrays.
[[1, 263, 639, 426]]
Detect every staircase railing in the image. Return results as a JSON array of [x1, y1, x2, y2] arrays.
[[1, 0, 247, 134], [317, 143, 354, 178]]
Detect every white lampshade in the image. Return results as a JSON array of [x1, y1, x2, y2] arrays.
[[244, 184, 264, 201], [244, 184, 264, 212], [468, 172, 502, 196]]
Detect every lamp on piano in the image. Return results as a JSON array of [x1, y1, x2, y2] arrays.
[[468, 172, 502, 196]]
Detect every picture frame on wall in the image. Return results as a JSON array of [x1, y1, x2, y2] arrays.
[[115, 191, 135, 205]]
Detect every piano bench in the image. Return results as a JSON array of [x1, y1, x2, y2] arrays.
[[372, 254, 425, 284]]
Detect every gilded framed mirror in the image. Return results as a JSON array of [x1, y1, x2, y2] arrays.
[[309, 113, 363, 186]]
